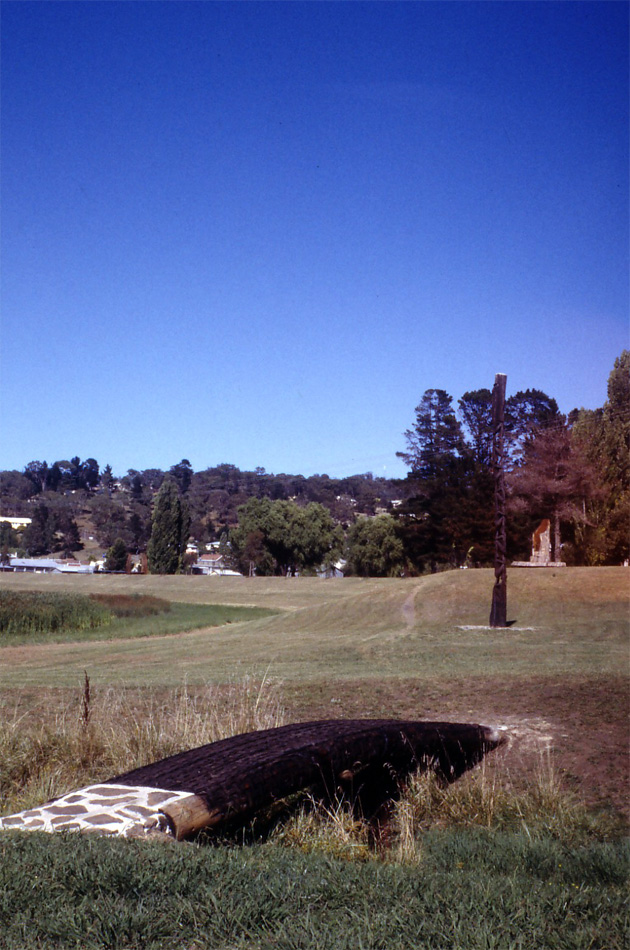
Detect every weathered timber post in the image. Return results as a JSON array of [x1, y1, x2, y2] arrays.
[[489, 373, 508, 627]]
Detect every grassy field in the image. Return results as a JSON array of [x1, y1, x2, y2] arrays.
[[0, 568, 627, 949], [0, 567, 626, 686]]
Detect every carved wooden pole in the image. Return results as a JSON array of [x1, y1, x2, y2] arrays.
[[489, 373, 508, 628]]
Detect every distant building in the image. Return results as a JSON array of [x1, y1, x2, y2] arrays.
[[192, 553, 241, 576], [317, 560, 346, 579], [0, 516, 32, 530], [1, 557, 94, 574]]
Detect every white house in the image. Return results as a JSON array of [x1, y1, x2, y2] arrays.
[[192, 553, 241, 576], [0, 516, 32, 530]]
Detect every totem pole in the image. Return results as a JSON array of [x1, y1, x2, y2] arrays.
[[489, 373, 508, 628]]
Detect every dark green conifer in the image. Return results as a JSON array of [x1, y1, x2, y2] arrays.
[[147, 478, 191, 574]]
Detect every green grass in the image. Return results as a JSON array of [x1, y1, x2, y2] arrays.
[[0, 588, 277, 647], [0, 831, 627, 949], [0, 567, 626, 686]]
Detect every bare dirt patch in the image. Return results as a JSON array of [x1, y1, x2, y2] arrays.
[[283, 675, 630, 821]]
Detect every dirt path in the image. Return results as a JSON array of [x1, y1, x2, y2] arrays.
[[401, 589, 416, 626]]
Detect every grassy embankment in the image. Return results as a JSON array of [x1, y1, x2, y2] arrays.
[[2, 829, 627, 950], [0, 568, 627, 948]]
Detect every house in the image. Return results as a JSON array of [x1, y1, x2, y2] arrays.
[[192, 553, 241, 576], [316, 560, 346, 579], [192, 552, 225, 575], [0, 516, 32, 530], [1, 557, 94, 574]]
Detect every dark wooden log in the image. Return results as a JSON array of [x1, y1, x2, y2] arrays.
[[108, 719, 504, 838]]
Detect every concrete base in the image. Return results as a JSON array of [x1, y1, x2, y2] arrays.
[[511, 561, 566, 568]]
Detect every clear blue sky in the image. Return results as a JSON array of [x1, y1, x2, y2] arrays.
[[2, 1, 627, 480]]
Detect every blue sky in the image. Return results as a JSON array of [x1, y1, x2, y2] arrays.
[[2, 1, 627, 480]]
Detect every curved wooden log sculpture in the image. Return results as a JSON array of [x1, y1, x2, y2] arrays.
[[108, 719, 505, 840]]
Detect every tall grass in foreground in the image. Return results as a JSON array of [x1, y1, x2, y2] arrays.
[[387, 756, 624, 854], [1, 679, 624, 848], [0, 677, 285, 814]]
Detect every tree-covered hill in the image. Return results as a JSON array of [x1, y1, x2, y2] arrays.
[[0, 461, 401, 560]]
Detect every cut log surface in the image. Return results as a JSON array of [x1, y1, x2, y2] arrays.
[[109, 719, 503, 839]]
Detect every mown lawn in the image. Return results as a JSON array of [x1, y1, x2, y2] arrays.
[[0, 568, 626, 687]]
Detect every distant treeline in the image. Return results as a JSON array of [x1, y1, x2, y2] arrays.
[[1, 350, 628, 573]]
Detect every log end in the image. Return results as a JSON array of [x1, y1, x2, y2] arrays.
[[160, 795, 222, 840]]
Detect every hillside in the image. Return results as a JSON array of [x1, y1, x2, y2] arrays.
[[0, 464, 401, 558]]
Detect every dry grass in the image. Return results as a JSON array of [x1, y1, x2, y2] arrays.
[[386, 753, 624, 858], [1, 678, 623, 864], [88, 593, 171, 616], [272, 795, 373, 861], [0, 674, 285, 815], [271, 753, 623, 865]]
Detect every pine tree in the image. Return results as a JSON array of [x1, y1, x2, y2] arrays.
[[147, 478, 191, 574], [458, 389, 493, 466], [397, 389, 465, 478], [397, 386, 562, 571]]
